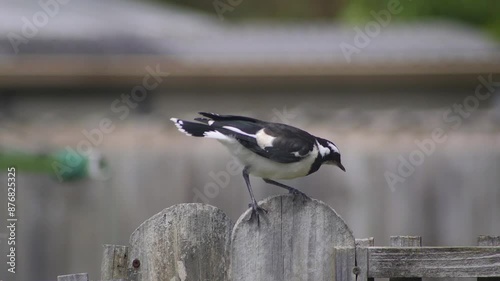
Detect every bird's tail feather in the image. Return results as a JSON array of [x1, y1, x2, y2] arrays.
[[170, 118, 210, 137], [170, 118, 230, 140]]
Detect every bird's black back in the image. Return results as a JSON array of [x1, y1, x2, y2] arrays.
[[198, 112, 263, 124], [199, 113, 317, 164]]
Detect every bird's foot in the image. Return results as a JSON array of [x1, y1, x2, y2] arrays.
[[288, 188, 310, 203], [247, 201, 268, 226]]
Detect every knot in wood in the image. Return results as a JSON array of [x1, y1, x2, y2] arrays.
[[132, 258, 140, 269], [352, 266, 361, 275]]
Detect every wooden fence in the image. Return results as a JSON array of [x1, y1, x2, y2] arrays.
[[58, 194, 500, 281]]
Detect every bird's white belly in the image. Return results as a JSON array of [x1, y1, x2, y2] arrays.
[[219, 140, 316, 180]]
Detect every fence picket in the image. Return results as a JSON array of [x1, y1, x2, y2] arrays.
[[57, 273, 89, 281], [101, 244, 129, 281], [128, 203, 232, 281], [231, 194, 356, 281], [355, 238, 374, 281], [478, 235, 500, 281], [57, 198, 499, 281]]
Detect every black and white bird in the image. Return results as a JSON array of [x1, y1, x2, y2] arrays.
[[170, 112, 345, 224]]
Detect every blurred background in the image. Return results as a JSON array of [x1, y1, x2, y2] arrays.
[[0, 0, 499, 280]]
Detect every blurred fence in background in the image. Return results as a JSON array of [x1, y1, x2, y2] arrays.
[[1, 90, 499, 280]]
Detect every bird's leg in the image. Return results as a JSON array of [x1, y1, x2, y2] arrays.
[[262, 178, 310, 202], [243, 168, 267, 226]]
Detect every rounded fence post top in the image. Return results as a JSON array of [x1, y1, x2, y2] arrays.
[[130, 202, 231, 236], [232, 194, 355, 246], [231, 194, 356, 281], [128, 202, 232, 281]]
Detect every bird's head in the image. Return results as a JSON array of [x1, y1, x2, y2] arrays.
[[316, 138, 346, 172]]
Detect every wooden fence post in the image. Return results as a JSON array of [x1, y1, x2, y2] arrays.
[[389, 236, 422, 281], [101, 244, 129, 280], [231, 194, 356, 281], [128, 203, 232, 281], [57, 273, 89, 281], [478, 235, 500, 247], [478, 235, 500, 281], [355, 238, 374, 281]]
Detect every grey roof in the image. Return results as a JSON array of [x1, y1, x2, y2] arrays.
[[0, 0, 221, 55], [0, 0, 499, 76], [171, 22, 500, 65]]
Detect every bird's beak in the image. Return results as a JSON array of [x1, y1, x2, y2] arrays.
[[337, 162, 346, 172]]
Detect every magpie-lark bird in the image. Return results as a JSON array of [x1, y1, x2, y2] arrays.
[[171, 112, 345, 225]]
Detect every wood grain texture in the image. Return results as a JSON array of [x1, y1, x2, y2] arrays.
[[129, 203, 232, 281], [335, 247, 356, 281], [231, 194, 356, 281], [478, 235, 500, 281], [479, 236, 500, 247], [57, 273, 89, 281], [389, 236, 422, 281], [390, 236, 422, 247], [368, 246, 500, 277], [355, 238, 374, 281], [101, 244, 129, 280]]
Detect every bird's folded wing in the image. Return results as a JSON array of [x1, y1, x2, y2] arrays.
[[198, 112, 263, 123], [222, 122, 316, 164], [238, 136, 315, 163], [196, 112, 316, 163]]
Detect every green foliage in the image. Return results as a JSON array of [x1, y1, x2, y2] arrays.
[[341, 0, 500, 39], [152, 0, 500, 39], [152, 0, 342, 20]]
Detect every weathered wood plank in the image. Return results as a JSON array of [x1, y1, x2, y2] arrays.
[[57, 273, 89, 281], [101, 244, 129, 281], [355, 238, 374, 281], [335, 247, 357, 281], [129, 203, 232, 281], [368, 246, 500, 278], [478, 235, 500, 281], [479, 236, 500, 247], [390, 236, 422, 247], [355, 238, 375, 247], [231, 194, 356, 281], [389, 236, 422, 281]]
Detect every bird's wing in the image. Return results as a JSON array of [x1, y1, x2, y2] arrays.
[[213, 120, 316, 164], [198, 112, 263, 123]]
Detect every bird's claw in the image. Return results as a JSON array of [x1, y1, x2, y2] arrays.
[[288, 188, 310, 203], [247, 202, 268, 226]]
